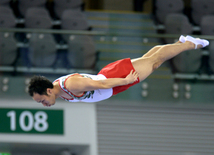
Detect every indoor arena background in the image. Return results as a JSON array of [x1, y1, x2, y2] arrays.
[[0, 0, 214, 155]]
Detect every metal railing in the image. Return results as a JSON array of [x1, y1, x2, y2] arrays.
[[1, 27, 214, 39]]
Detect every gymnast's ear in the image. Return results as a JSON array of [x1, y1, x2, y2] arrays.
[[46, 88, 53, 95]]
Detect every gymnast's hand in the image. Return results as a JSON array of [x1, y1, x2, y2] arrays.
[[125, 70, 139, 84]]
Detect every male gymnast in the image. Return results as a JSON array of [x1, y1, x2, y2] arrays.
[[28, 35, 209, 107]]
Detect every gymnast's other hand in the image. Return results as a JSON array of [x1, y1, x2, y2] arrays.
[[125, 70, 139, 84]]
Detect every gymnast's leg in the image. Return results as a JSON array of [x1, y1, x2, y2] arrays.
[[142, 40, 182, 58], [142, 35, 186, 58], [131, 35, 209, 82]]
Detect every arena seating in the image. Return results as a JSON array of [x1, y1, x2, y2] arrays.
[[0, 0, 98, 71]]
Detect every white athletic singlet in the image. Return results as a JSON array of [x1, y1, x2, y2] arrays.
[[53, 73, 113, 102]]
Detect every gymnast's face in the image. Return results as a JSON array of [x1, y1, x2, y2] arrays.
[[32, 88, 56, 107]]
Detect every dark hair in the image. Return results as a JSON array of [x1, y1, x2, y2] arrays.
[[28, 75, 53, 97]]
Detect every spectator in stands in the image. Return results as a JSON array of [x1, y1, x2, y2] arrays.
[[28, 35, 209, 107]]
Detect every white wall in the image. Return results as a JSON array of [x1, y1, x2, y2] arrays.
[[0, 99, 98, 155]]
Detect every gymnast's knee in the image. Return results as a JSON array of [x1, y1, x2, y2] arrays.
[[152, 61, 162, 71]]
